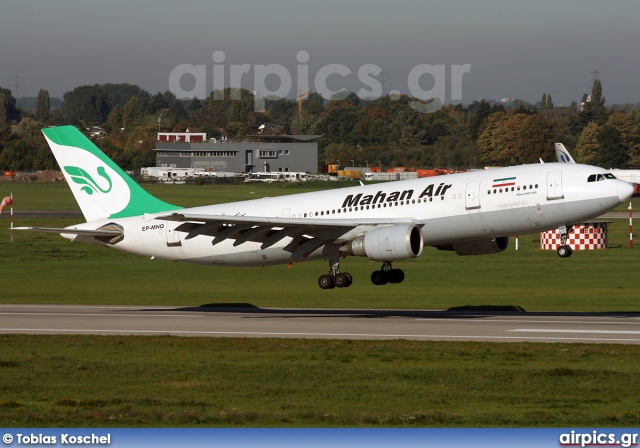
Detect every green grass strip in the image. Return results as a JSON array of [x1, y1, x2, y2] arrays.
[[1, 335, 639, 427]]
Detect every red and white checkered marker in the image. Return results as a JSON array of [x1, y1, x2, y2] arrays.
[[541, 223, 608, 250]]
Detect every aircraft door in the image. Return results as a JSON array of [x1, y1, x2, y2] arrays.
[[547, 171, 564, 200], [465, 181, 481, 210], [281, 208, 291, 218], [166, 224, 182, 247]]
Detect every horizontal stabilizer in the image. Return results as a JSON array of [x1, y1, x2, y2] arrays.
[[15, 227, 123, 237]]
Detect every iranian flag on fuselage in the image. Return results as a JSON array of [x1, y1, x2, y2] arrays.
[[492, 177, 516, 188]]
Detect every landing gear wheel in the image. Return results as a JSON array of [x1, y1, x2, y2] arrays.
[[556, 225, 574, 259], [557, 245, 572, 258], [371, 270, 388, 285], [334, 273, 350, 288], [318, 274, 335, 289], [343, 272, 353, 287], [388, 269, 405, 284]]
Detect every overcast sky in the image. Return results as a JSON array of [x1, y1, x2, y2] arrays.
[[1, 0, 639, 106]]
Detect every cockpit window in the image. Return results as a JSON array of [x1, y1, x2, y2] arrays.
[[588, 173, 617, 182]]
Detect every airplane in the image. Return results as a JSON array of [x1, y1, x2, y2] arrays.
[[555, 142, 640, 195], [17, 126, 634, 288]]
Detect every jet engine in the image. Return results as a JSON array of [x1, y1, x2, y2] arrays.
[[342, 224, 424, 261], [435, 236, 509, 255]]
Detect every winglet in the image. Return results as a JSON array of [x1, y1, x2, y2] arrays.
[[42, 126, 182, 222]]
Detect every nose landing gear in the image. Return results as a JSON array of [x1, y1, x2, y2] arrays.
[[556, 225, 573, 258]]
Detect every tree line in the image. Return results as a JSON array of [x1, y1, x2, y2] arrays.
[[1, 79, 639, 173]]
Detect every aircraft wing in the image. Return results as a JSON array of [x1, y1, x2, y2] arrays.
[[156, 212, 424, 259]]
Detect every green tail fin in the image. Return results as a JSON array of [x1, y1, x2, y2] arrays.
[[43, 125, 182, 221]]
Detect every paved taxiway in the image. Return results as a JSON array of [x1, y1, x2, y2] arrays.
[[2, 304, 640, 344]]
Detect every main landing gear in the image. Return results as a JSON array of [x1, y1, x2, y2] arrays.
[[556, 225, 573, 258], [318, 264, 353, 290], [317, 261, 406, 289], [316, 244, 406, 289], [370, 261, 405, 286]]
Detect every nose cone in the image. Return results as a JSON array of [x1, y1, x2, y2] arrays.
[[618, 180, 635, 202]]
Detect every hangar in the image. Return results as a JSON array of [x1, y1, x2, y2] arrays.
[[155, 132, 320, 173]]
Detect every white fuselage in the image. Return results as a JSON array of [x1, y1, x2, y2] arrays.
[[610, 169, 640, 185], [65, 163, 631, 267]]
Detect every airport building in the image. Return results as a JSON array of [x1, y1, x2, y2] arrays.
[[154, 132, 321, 173]]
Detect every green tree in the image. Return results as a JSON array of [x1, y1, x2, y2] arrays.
[[572, 79, 608, 134], [573, 121, 600, 165], [621, 111, 640, 167], [0, 88, 19, 122], [467, 100, 491, 139], [62, 85, 108, 125], [477, 113, 554, 165], [187, 97, 202, 113], [0, 92, 6, 124], [596, 124, 627, 168], [167, 100, 188, 122], [36, 89, 50, 122], [106, 104, 124, 132], [150, 92, 168, 112]]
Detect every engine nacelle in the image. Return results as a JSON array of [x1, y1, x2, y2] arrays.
[[342, 224, 424, 261], [436, 236, 509, 255]]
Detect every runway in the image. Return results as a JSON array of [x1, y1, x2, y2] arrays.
[[2, 304, 640, 344]]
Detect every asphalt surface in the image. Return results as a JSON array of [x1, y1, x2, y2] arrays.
[[2, 304, 640, 344]]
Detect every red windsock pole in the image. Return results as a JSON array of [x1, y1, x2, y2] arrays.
[[630, 202, 633, 248]]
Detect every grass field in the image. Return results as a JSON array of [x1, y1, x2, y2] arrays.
[[1, 182, 640, 428], [2, 335, 640, 427]]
